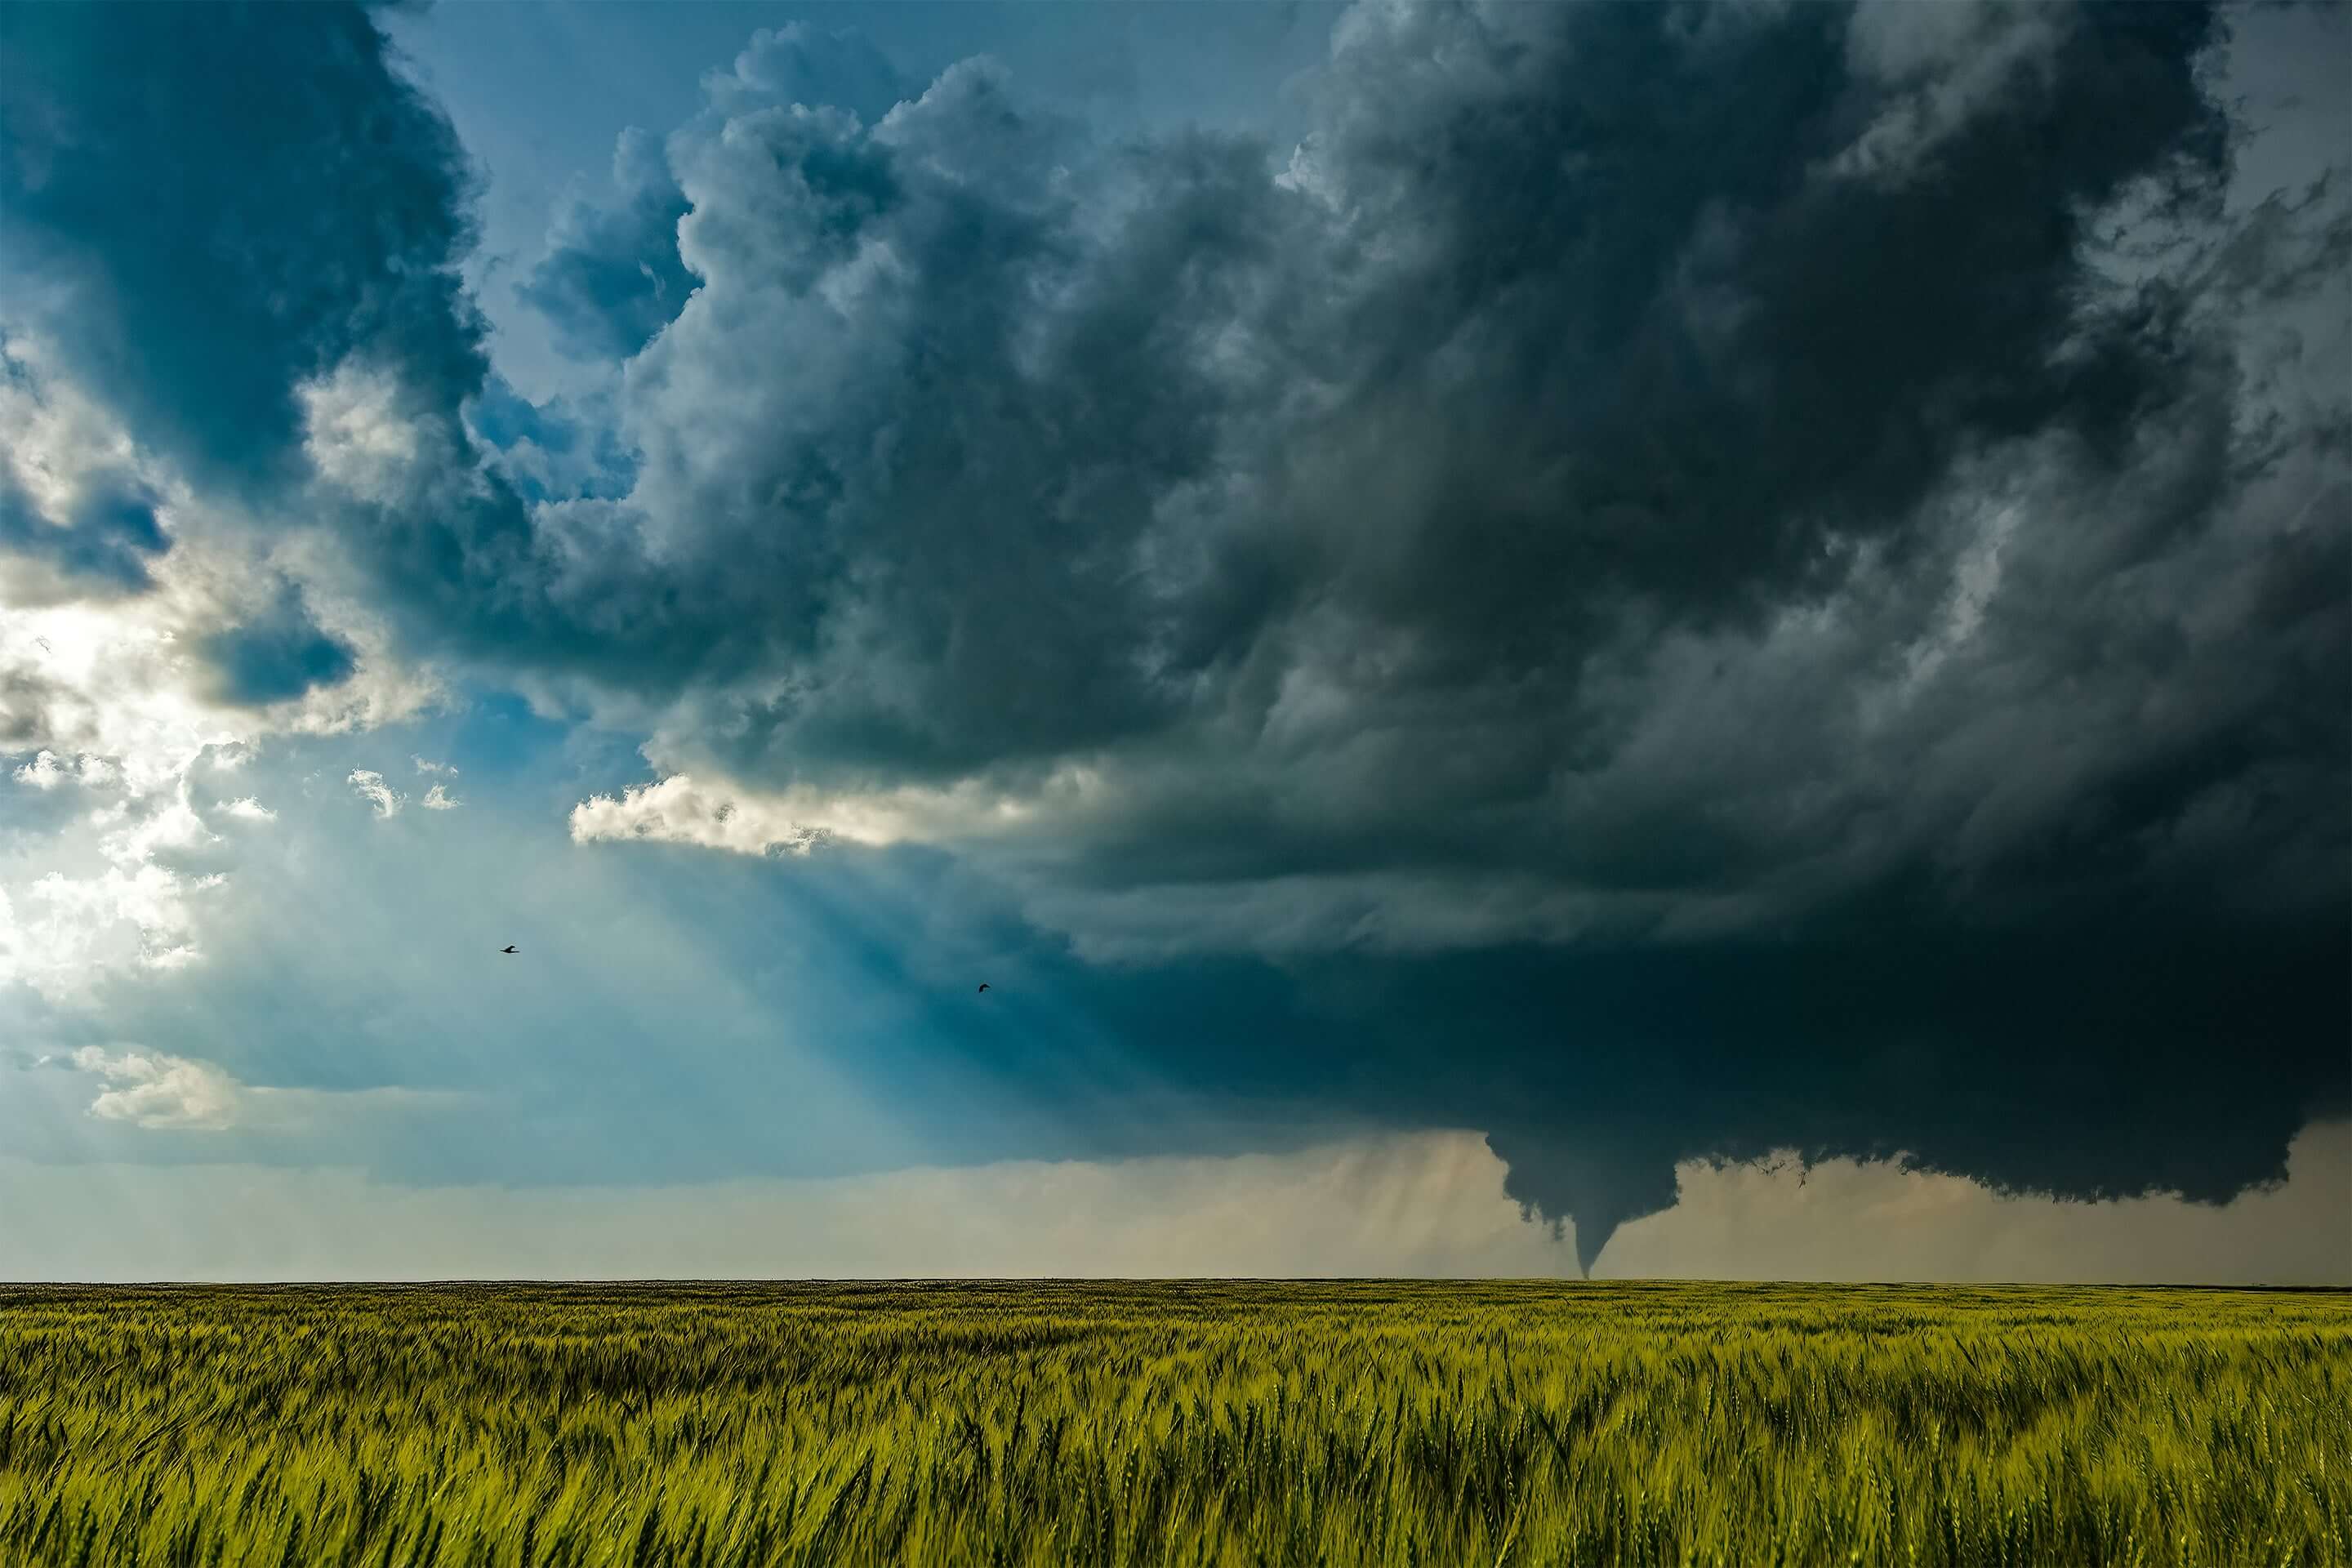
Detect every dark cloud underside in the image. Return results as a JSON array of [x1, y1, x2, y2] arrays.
[[195, 587, 359, 707]]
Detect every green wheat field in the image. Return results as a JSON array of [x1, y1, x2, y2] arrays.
[[2, 1282, 2345, 1567]]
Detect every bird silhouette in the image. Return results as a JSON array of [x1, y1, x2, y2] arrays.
[[500, 945, 518, 955], [977, 982, 991, 993]]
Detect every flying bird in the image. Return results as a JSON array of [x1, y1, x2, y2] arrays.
[[500, 945, 518, 955], [977, 982, 991, 993]]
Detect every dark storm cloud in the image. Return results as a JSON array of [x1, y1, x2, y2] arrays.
[[517, 129, 697, 363], [510, 56, 1302, 752], [1269, 0, 2225, 656], [700, 21, 906, 127], [0, 0, 551, 662], [7, 0, 2346, 1264], [466, 377, 636, 504], [526, 0, 2286, 817], [194, 586, 359, 707], [839, 854, 2350, 1274], [0, 1, 483, 494], [514, 24, 906, 364]]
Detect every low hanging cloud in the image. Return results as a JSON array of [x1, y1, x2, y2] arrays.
[[0, 1123, 2339, 1283], [70, 1045, 242, 1130], [13, 1041, 466, 1147], [2, 0, 2345, 1267]]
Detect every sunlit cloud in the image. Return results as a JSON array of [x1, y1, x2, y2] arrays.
[[345, 769, 405, 819], [12, 751, 120, 791], [297, 358, 434, 504], [568, 769, 1083, 856], [71, 1045, 242, 1130]]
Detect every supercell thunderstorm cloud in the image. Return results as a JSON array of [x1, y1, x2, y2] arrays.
[[0, 0, 2345, 1276]]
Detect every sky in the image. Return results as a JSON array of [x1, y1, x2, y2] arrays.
[[0, 0, 2345, 1283]]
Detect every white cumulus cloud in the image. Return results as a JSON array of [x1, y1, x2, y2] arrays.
[[11, 751, 120, 791], [347, 769, 405, 818]]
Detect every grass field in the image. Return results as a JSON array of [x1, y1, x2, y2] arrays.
[[2, 1282, 2345, 1567]]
